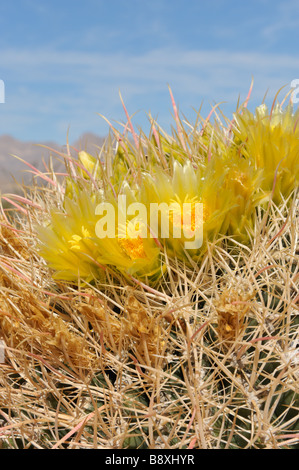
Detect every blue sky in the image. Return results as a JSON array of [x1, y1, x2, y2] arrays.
[[0, 0, 298, 144]]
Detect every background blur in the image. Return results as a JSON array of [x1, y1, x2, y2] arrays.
[[0, 0, 298, 190]]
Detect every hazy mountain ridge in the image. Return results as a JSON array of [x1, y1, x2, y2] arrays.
[[0, 133, 106, 192]]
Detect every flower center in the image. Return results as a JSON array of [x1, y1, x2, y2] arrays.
[[229, 170, 250, 197], [118, 236, 147, 260], [169, 196, 209, 235], [68, 226, 91, 251], [118, 221, 148, 260]]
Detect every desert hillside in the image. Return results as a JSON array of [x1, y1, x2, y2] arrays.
[[0, 133, 105, 192]]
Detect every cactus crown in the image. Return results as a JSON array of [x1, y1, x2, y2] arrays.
[[0, 86, 298, 449]]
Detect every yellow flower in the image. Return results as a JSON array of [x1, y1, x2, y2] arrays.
[[140, 161, 233, 260], [78, 150, 102, 180], [211, 151, 270, 244], [110, 141, 139, 190], [233, 102, 299, 204], [37, 189, 104, 282], [150, 133, 189, 165], [94, 185, 164, 281], [37, 166, 163, 282]]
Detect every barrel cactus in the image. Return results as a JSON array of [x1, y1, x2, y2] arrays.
[[0, 87, 297, 449]]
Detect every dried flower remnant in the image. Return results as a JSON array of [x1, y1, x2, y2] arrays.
[[215, 279, 255, 346], [122, 294, 167, 366]]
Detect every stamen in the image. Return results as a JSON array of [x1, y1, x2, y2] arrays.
[[118, 236, 147, 260]]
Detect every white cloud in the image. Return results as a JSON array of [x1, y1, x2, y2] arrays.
[[0, 45, 298, 141], [2, 46, 298, 95], [261, 0, 299, 40]]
